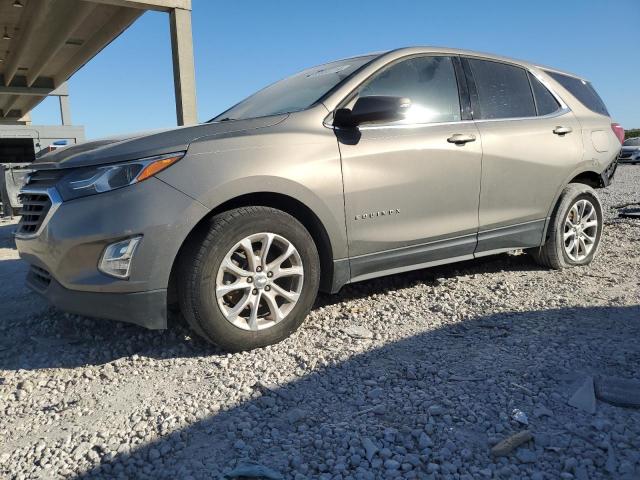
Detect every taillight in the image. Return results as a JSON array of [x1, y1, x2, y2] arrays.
[[611, 123, 625, 144]]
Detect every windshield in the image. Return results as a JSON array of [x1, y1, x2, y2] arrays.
[[623, 137, 640, 146], [211, 55, 378, 121]]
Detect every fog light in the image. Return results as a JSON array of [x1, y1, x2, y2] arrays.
[[99, 236, 142, 279]]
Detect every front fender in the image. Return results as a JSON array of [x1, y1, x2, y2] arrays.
[[157, 131, 348, 259]]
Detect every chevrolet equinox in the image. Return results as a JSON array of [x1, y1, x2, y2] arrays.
[[15, 47, 622, 351]]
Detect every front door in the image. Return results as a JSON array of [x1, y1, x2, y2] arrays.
[[335, 55, 483, 281]]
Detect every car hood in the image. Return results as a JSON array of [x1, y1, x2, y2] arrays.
[[621, 146, 640, 153], [32, 115, 288, 170]]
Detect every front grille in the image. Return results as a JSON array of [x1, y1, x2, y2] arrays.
[[619, 152, 632, 159], [25, 169, 65, 189], [16, 169, 65, 237], [18, 192, 52, 235], [27, 265, 52, 291]]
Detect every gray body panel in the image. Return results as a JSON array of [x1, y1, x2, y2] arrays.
[[339, 121, 482, 257], [31, 116, 288, 169], [14, 46, 620, 329]]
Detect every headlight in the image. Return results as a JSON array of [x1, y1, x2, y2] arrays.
[[57, 152, 184, 201]]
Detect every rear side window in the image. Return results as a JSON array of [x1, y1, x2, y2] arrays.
[[528, 73, 560, 116], [545, 71, 609, 116], [467, 59, 536, 119], [357, 56, 461, 124]]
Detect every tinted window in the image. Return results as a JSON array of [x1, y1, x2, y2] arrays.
[[356, 56, 461, 124], [528, 73, 560, 116], [545, 71, 609, 116], [468, 59, 536, 119], [624, 138, 640, 146]]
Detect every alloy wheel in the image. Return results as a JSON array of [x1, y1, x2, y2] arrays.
[[563, 198, 598, 262], [215, 232, 304, 331]]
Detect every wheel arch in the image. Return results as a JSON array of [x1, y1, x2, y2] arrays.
[[541, 169, 603, 244], [568, 170, 605, 189], [168, 191, 340, 307]]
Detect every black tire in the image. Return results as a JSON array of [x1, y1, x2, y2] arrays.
[[178, 206, 320, 351], [531, 183, 603, 269]]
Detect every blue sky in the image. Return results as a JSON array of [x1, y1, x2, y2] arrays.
[[32, 0, 640, 139]]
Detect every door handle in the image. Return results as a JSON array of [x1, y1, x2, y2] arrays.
[[447, 133, 476, 145], [553, 126, 573, 135]]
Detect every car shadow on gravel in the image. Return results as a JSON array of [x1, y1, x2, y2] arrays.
[[317, 252, 545, 309], [69, 304, 640, 480], [0, 252, 545, 372]]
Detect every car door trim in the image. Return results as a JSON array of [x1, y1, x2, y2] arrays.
[[475, 218, 547, 256], [349, 233, 477, 282]]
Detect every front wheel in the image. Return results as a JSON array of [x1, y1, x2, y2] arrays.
[[531, 183, 603, 269], [178, 206, 320, 351]]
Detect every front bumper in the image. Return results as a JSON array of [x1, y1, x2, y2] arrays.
[[15, 177, 208, 329], [27, 266, 167, 329]]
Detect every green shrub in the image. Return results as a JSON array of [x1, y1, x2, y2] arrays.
[[625, 129, 640, 139]]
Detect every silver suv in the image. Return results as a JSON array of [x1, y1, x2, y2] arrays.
[[15, 47, 622, 351], [619, 137, 640, 164]]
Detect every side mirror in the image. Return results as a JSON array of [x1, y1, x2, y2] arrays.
[[333, 96, 411, 128]]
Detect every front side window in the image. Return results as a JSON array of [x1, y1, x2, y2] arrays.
[[354, 56, 461, 125], [528, 73, 561, 116], [468, 59, 536, 120]]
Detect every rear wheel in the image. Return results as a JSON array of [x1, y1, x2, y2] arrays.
[[531, 183, 603, 269], [178, 207, 320, 351]]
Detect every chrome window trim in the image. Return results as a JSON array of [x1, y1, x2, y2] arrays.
[[329, 107, 571, 132], [14, 187, 62, 240], [356, 119, 476, 131], [471, 106, 572, 125]]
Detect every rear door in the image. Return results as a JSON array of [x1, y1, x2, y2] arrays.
[[462, 57, 583, 255], [337, 55, 483, 280]]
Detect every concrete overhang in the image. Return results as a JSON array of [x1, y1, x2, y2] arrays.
[[0, 0, 195, 124]]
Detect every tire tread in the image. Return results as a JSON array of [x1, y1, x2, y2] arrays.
[[177, 206, 319, 350]]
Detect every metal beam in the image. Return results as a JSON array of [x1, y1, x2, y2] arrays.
[[3, 0, 51, 87], [0, 84, 70, 97], [26, 0, 97, 87], [1, 96, 20, 118], [169, 7, 197, 125], [59, 96, 72, 125], [19, 96, 46, 121], [53, 8, 143, 86], [82, 0, 191, 11]]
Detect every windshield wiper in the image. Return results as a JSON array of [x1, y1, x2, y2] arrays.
[[206, 116, 235, 123]]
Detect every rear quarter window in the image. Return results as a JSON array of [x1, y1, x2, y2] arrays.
[[545, 71, 609, 116], [528, 73, 560, 116]]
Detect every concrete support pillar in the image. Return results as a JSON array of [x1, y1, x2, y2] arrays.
[[169, 8, 197, 126], [59, 95, 72, 125]]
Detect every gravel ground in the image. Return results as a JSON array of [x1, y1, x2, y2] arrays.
[[1, 166, 639, 480]]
